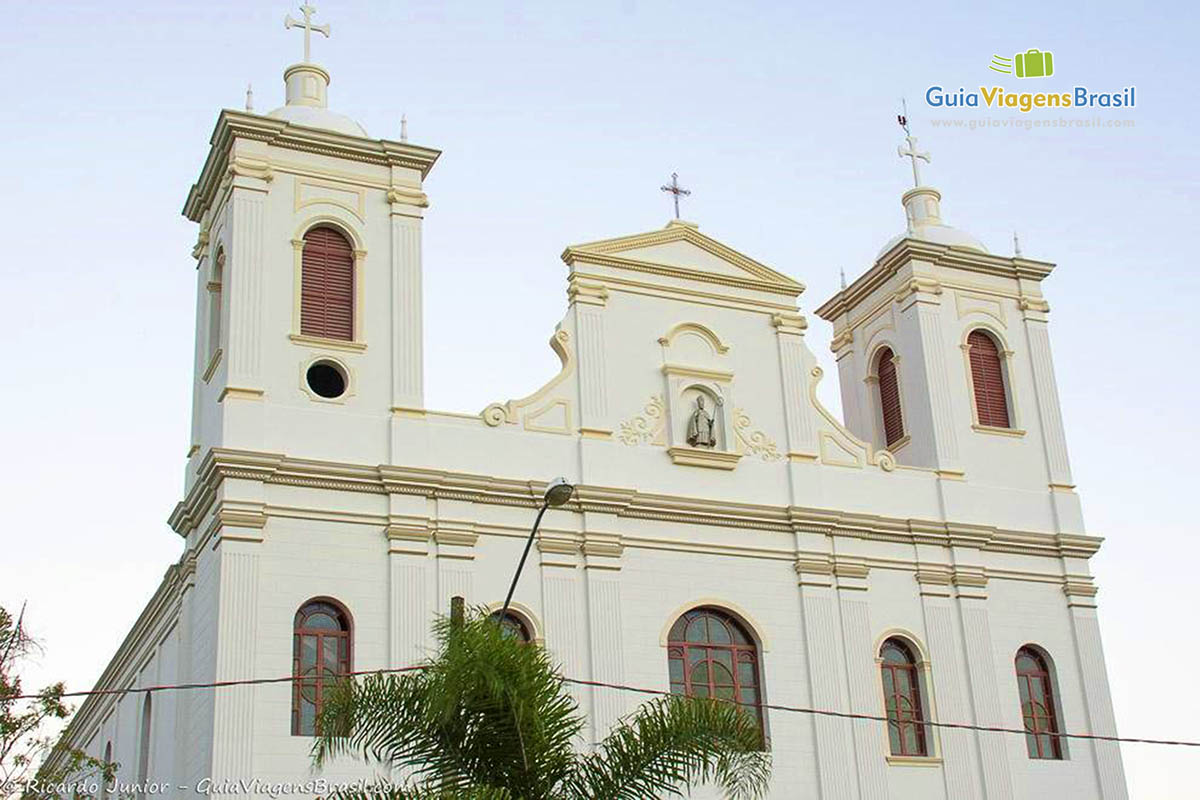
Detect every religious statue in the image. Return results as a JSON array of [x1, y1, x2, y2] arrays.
[[686, 396, 717, 448]]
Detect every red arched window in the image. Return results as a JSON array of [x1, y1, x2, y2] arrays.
[[1016, 647, 1063, 759], [880, 638, 929, 756], [301, 227, 354, 341], [292, 600, 352, 736], [667, 608, 764, 734], [875, 347, 905, 447], [967, 330, 1010, 428]]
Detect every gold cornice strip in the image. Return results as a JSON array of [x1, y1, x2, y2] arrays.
[[815, 238, 1055, 322], [168, 449, 1104, 561], [184, 110, 441, 222]]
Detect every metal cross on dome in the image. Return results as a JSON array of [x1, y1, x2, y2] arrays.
[[896, 99, 930, 188], [285, 3, 330, 63], [660, 172, 691, 219]]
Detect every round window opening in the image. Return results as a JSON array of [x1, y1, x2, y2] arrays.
[[306, 361, 347, 399]]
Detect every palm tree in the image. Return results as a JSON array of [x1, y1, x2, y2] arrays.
[[313, 609, 771, 799]]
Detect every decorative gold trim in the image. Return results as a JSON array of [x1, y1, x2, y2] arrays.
[[184, 110, 440, 222], [618, 395, 667, 446], [218, 386, 264, 402], [886, 756, 944, 767], [579, 427, 613, 440], [482, 330, 574, 427], [564, 222, 803, 293], [661, 363, 734, 382], [657, 321, 730, 354], [971, 424, 1026, 437], [201, 348, 223, 383], [294, 177, 367, 221], [731, 409, 782, 461], [167, 449, 1107, 563], [667, 446, 742, 470], [288, 333, 367, 352]]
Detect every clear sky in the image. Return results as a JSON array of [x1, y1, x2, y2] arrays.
[[1, 0, 1196, 796]]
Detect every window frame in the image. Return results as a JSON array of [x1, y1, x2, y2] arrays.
[[872, 345, 906, 449], [878, 636, 934, 759], [666, 606, 766, 741], [292, 598, 353, 737], [1015, 645, 1066, 760], [963, 327, 1018, 431], [290, 219, 367, 351]]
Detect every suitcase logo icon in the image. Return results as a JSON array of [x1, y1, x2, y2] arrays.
[[989, 49, 1055, 78]]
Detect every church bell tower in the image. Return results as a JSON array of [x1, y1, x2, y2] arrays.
[[181, 3, 440, 492], [815, 115, 1081, 528]]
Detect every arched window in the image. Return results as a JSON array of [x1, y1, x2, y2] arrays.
[[491, 610, 533, 643], [207, 249, 224, 361], [967, 330, 1011, 428], [880, 638, 930, 757], [875, 347, 905, 447], [136, 693, 152, 797], [667, 608, 764, 733], [292, 599, 352, 736], [300, 226, 355, 341], [1016, 647, 1063, 759]]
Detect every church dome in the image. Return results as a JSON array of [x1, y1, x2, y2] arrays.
[[267, 104, 367, 137], [267, 63, 368, 138], [878, 186, 987, 258]]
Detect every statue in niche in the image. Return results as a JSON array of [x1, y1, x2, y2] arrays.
[[686, 396, 718, 448]]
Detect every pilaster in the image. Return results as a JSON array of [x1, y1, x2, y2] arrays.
[[573, 304, 611, 435], [581, 515, 624, 742], [1067, 603, 1129, 800], [207, 534, 261, 800], [773, 312, 819, 459], [897, 278, 962, 475], [795, 556, 859, 800], [385, 501, 434, 668], [834, 561, 888, 800]]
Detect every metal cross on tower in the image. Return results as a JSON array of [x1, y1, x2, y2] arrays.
[[285, 3, 330, 63], [660, 172, 691, 219], [896, 100, 930, 188]]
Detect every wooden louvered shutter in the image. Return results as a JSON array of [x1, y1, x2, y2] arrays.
[[968, 330, 1010, 427], [876, 348, 905, 447], [301, 227, 355, 341]]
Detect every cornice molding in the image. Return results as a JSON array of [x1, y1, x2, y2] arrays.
[[815, 238, 1055, 322], [169, 448, 1104, 562], [183, 110, 441, 222], [564, 223, 804, 294], [562, 249, 801, 298]]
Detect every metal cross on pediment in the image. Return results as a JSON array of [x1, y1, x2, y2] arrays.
[[660, 172, 691, 219], [896, 99, 930, 188], [285, 3, 330, 63]]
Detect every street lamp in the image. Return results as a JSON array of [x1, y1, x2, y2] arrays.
[[499, 477, 575, 622]]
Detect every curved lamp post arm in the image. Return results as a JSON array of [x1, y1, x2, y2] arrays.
[[499, 501, 549, 622]]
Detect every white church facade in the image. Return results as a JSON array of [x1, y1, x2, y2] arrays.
[[51, 8, 1128, 799]]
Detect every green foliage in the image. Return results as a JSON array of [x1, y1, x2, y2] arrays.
[[314, 609, 770, 799], [1, 605, 118, 800]]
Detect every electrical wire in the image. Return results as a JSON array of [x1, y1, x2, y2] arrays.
[[5, 665, 1197, 748]]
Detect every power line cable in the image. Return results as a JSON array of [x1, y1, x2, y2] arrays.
[[6, 666, 1197, 749]]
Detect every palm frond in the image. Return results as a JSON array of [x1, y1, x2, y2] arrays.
[[314, 609, 584, 796], [569, 695, 772, 800]]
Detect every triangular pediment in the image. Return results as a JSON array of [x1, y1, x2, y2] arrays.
[[561, 220, 804, 297]]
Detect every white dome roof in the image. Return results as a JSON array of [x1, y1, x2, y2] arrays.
[[878, 222, 987, 258], [265, 63, 368, 138], [878, 186, 987, 258], [267, 104, 367, 137]]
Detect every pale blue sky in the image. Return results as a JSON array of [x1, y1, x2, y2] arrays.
[[1, 1, 1196, 796]]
